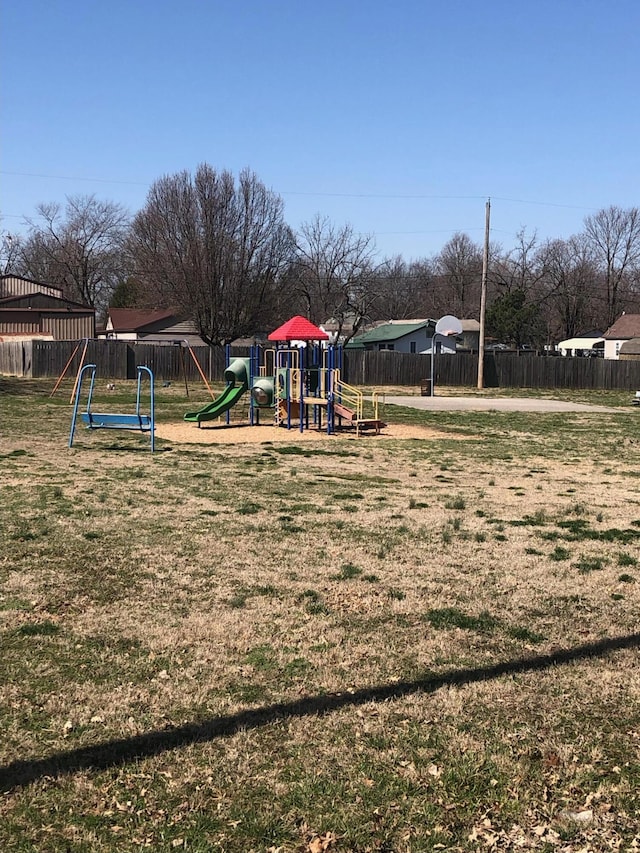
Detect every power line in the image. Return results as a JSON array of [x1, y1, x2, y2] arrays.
[[370, 227, 486, 236], [0, 170, 149, 187], [0, 170, 600, 211], [491, 196, 598, 212], [282, 190, 487, 200]]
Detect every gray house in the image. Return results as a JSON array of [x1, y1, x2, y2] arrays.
[[348, 320, 436, 353]]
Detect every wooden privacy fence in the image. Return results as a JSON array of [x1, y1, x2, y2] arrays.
[[487, 353, 640, 390], [1, 340, 232, 382], [341, 350, 640, 391], [343, 350, 477, 387], [1, 340, 640, 390]]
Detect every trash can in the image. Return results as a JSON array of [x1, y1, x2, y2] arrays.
[[420, 379, 432, 396]]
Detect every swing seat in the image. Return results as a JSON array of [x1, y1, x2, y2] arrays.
[[81, 412, 153, 430]]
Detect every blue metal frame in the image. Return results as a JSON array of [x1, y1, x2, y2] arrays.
[[250, 344, 261, 426], [69, 364, 156, 452]]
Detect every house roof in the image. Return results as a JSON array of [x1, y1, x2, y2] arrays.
[[352, 320, 434, 345], [268, 315, 328, 341], [576, 329, 604, 338], [107, 308, 178, 332], [557, 336, 605, 350], [0, 273, 63, 294], [619, 337, 640, 355], [603, 314, 640, 339], [0, 292, 94, 311]]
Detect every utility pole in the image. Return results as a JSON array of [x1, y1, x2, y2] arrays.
[[477, 198, 491, 389]]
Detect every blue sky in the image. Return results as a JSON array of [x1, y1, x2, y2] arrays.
[[2, 0, 639, 260]]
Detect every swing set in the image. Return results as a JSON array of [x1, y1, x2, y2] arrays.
[[51, 338, 214, 403], [68, 363, 156, 452]]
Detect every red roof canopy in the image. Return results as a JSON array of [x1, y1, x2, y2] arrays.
[[268, 315, 329, 341]]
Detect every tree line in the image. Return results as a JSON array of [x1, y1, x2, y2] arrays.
[[3, 163, 640, 347]]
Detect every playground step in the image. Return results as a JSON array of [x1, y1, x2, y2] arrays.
[[352, 418, 387, 435]]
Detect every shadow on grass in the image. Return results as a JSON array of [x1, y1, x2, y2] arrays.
[[68, 441, 173, 454], [2, 632, 638, 792], [0, 379, 53, 397]]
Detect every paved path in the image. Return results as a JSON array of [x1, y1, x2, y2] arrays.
[[382, 396, 626, 414]]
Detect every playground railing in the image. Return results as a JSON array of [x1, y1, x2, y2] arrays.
[[371, 390, 385, 421], [334, 377, 364, 420]]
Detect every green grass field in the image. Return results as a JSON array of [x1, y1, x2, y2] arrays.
[[1, 378, 639, 852]]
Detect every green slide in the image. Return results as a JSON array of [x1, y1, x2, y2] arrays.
[[183, 383, 247, 424], [184, 357, 250, 424]]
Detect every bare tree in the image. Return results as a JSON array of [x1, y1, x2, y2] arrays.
[[368, 256, 436, 320], [292, 214, 377, 342], [19, 195, 130, 312], [537, 235, 599, 339], [1, 230, 21, 274], [492, 229, 544, 295], [371, 256, 415, 319], [432, 232, 482, 318], [583, 205, 640, 327], [486, 229, 556, 346], [129, 165, 293, 346]]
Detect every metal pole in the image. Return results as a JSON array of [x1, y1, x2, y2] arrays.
[[430, 326, 435, 397], [477, 198, 491, 389], [51, 340, 81, 397], [69, 338, 89, 404], [179, 345, 189, 397], [186, 342, 214, 398]]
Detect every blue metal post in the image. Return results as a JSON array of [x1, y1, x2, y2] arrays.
[[137, 365, 155, 452], [249, 345, 257, 426], [327, 345, 334, 435], [299, 344, 305, 433], [286, 349, 292, 430], [68, 363, 97, 448], [225, 344, 231, 424]]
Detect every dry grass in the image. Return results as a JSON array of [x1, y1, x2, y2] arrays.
[[0, 380, 639, 852]]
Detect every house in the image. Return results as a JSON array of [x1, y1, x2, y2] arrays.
[[602, 314, 640, 360], [99, 308, 206, 347], [319, 314, 373, 344], [556, 330, 604, 357], [347, 317, 478, 354], [0, 274, 95, 341], [459, 319, 481, 352], [347, 320, 436, 353]]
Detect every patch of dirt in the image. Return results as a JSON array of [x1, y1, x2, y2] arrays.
[[155, 421, 460, 444]]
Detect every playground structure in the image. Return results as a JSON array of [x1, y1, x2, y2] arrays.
[[69, 363, 156, 452], [183, 316, 386, 436]]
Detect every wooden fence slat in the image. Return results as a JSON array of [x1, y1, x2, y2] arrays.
[[0, 341, 31, 376]]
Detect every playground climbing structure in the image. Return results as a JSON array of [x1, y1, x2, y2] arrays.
[[182, 316, 387, 436]]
